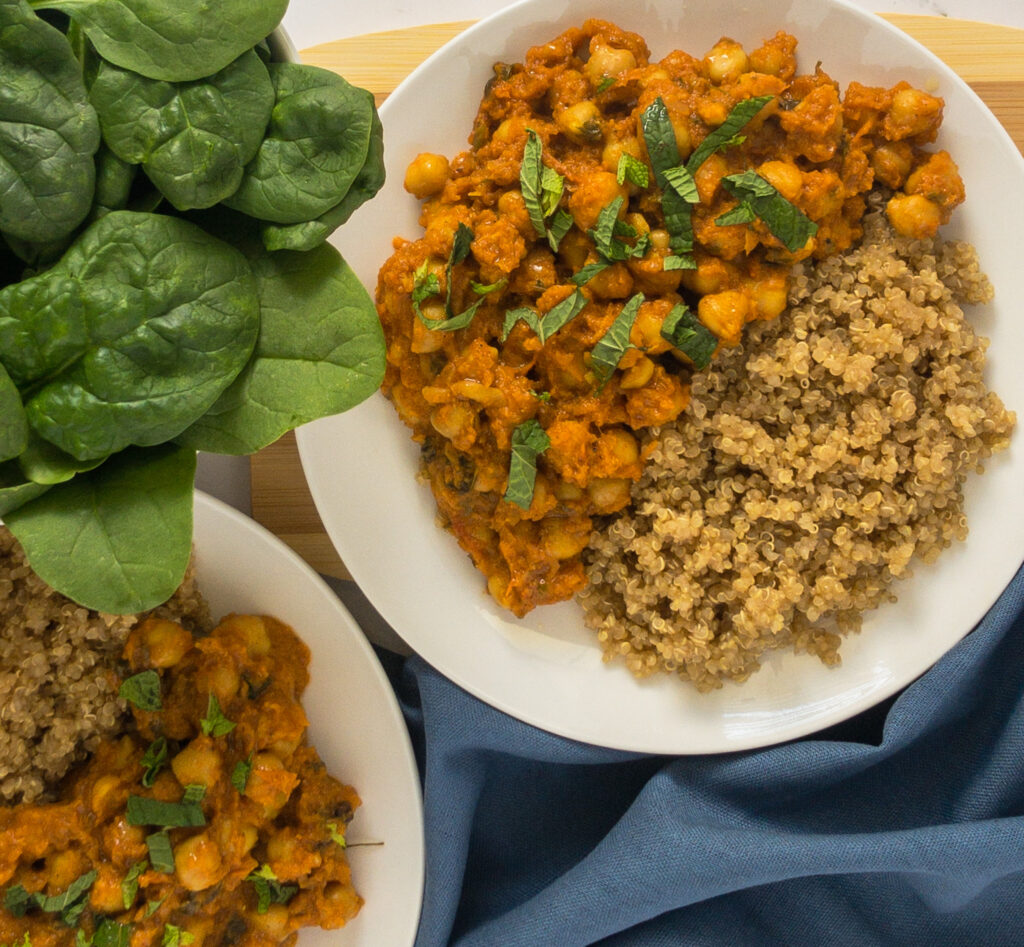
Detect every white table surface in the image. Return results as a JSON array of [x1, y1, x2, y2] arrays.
[[195, 0, 1024, 515]]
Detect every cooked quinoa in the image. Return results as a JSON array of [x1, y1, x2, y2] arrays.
[[579, 208, 1016, 692], [0, 529, 211, 802]]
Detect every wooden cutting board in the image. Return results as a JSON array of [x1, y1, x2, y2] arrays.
[[250, 16, 1024, 582]]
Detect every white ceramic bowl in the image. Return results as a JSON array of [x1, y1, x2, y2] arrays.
[[192, 492, 423, 945], [299, 0, 1024, 753]]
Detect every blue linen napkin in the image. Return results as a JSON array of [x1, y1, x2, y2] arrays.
[[369, 560, 1024, 947]]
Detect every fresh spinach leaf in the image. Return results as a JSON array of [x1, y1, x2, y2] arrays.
[[175, 237, 385, 454], [3, 444, 196, 613], [0, 364, 27, 463], [225, 63, 377, 225], [719, 169, 818, 251], [504, 419, 550, 510], [0, 211, 259, 461], [660, 302, 717, 369], [260, 109, 385, 252], [0, 0, 100, 244], [90, 50, 276, 211], [89, 145, 137, 220], [0, 473, 50, 517], [16, 433, 107, 485], [32, 0, 288, 83], [591, 293, 644, 388]]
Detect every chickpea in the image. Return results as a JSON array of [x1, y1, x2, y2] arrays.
[[584, 42, 637, 86], [171, 739, 222, 789], [430, 402, 475, 442], [600, 135, 643, 175], [48, 849, 87, 890], [555, 100, 603, 143], [586, 477, 632, 513], [251, 903, 291, 938], [174, 832, 223, 892], [619, 355, 655, 389], [871, 141, 913, 188], [647, 228, 671, 251], [757, 160, 803, 202], [704, 38, 749, 83], [541, 520, 590, 561], [750, 280, 788, 321], [90, 774, 123, 817], [219, 614, 271, 657], [601, 428, 640, 467], [404, 153, 450, 199], [885, 86, 942, 140], [90, 867, 127, 915], [492, 116, 527, 144], [567, 171, 627, 232], [886, 192, 941, 239], [138, 619, 192, 668], [410, 317, 444, 354], [697, 290, 749, 346], [197, 660, 240, 703]]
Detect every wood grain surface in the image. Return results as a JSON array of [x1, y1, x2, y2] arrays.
[[250, 16, 1024, 581]]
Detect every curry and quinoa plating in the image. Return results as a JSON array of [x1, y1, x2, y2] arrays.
[[376, 18, 1013, 682], [0, 543, 363, 945]]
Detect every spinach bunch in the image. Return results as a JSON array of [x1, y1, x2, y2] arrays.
[[0, 0, 386, 613]]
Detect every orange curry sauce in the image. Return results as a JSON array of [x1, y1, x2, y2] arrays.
[[0, 615, 361, 946], [375, 18, 964, 616]]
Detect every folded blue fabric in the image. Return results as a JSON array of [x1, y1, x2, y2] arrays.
[[385, 561, 1024, 947]]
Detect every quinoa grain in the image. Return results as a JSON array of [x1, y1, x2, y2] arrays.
[[579, 209, 1015, 691]]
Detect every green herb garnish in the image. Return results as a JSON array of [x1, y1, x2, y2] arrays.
[[93, 919, 131, 947], [686, 94, 774, 173], [413, 224, 487, 331], [127, 792, 205, 829], [717, 170, 818, 252], [660, 303, 718, 370], [520, 130, 573, 251], [616, 153, 649, 189], [590, 293, 644, 388], [327, 822, 347, 847], [118, 670, 162, 711], [639, 98, 695, 265], [145, 831, 175, 874], [246, 866, 298, 915], [231, 752, 254, 793], [3, 885, 33, 918], [121, 860, 148, 910], [504, 420, 551, 510], [199, 693, 236, 737], [595, 76, 616, 94], [140, 736, 169, 787], [161, 924, 195, 946], [502, 289, 587, 344]]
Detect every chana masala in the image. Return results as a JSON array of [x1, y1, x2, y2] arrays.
[[376, 18, 966, 617], [0, 614, 362, 946]]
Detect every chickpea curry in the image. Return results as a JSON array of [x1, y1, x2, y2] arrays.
[[377, 18, 965, 616], [0, 615, 362, 946]]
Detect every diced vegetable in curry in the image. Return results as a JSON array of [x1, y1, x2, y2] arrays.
[[0, 615, 362, 946], [376, 18, 964, 616]]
